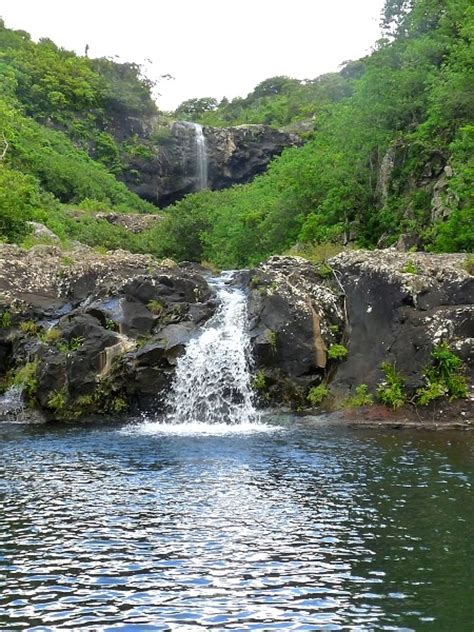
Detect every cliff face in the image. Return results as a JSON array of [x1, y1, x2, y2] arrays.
[[120, 122, 301, 207]]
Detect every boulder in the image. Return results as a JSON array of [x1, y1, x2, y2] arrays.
[[244, 256, 345, 404], [328, 249, 474, 394]]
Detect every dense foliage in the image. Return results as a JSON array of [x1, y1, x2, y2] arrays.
[[163, 0, 473, 266], [0, 18, 160, 243], [0, 0, 472, 265]]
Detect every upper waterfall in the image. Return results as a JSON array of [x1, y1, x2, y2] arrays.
[[165, 272, 259, 425], [193, 123, 208, 191]]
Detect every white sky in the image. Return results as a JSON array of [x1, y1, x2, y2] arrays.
[[0, 0, 385, 111]]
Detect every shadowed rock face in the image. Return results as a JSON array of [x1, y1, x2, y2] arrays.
[[120, 122, 301, 207], [1, 246, 472, 422], [242, 251, 473, 415]]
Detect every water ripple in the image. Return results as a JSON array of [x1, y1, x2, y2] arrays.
[[0, 421, 473, 630]]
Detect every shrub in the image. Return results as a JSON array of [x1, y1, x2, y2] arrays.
[[327, 344, 348, 360], [345, 384, 374, 408], [377, 363, 407, 409], [417, 343, 467, 405], [307, 383, 329, 406]]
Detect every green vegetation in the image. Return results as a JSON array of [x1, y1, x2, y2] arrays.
[[1, 0, 472, 267], [38, 327, 62, 344], [47, 389, 67, 411], [252, 370, 267, 391], [327, 344, 348, 361], [417, 343, 467, 405], [344, 384, 374, 408], [0, 311, 12, 328], [402, 260, 419, 274], [19, 319, 39, 335], [154, 0, 474, 267], [57, 336, 84, 353], [377, 362, 407, 409], [307, 383, 330, 407], [11, 361, 38, 398], [147, 299, 164, 315]]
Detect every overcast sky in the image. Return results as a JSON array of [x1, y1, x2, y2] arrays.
[[0, 0, 385, 111]]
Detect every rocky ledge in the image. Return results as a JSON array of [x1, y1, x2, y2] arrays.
[[0, 244, 216, 421], [121, 122, 301, 206], [0, 246, 472, 424], [244, 250, 473, 422]]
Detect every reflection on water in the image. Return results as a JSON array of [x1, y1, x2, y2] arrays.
[[0, 419, 473, 630]]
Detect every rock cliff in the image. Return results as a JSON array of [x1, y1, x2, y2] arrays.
[[0, 246, 472, 423], [120, 122, 301, 206]]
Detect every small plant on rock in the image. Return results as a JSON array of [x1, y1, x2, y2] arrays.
[[463, 254, 474, 276], [328, 344, 348, 360], [307, 383, 330, 407], [58, 336, 85, 353], [402, 260, 418, 274], [147, 299, 164, 315], [345, 384, 374, 408], [416, 343, 467, 405], [377, 362, 407, 409], [19, 320, 40, 336], [0, 311, 12, 329], [47, 389, 67, 411], [38, 327, 61, 344], [252, 370, 267, 391], [12, 361, 39, 398]]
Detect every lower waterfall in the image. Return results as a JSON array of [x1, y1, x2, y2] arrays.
[[165, 272, 259, 426]]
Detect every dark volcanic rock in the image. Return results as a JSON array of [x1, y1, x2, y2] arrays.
[[328, 250, 474, 396], [0, 244, 216, 421], [120, 121, 301, 207], [244, 256, 345, 405]]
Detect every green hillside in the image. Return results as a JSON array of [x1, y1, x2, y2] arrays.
[[0, 0, 472, 266], [160, 0, 473, 266]]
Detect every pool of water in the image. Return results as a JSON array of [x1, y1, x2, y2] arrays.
[[0, 417, 473, 631]]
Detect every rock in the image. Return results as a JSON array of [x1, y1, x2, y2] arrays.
[[26, 222, 60, 243], [328, 249, 474, 395], [0, 243, 216, 420], [120, 121, 301, 206], [93, 212, 164, 233], [244, 256, 345, 404]]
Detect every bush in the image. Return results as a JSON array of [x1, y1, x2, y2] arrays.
[[345, 384, 374, 408], [377, 363, 407, 409], [307, 383, 329, 406], [417, 343, 467, 405]]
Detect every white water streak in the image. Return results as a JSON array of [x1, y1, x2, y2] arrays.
[[193, 123, 208, 190], [165, 274, 259, 426]]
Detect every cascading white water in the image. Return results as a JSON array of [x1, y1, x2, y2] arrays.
[[193, 123, 208, 190], [165, 273, 259, 426], [0, 385, 24, 421]]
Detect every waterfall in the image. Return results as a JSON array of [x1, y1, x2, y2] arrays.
[[165, 273, 259, 425], [193, 123, 208, 191], [0, 385, 24, 421]]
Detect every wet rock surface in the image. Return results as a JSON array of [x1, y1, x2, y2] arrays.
[[0, 244, 215, 420], [0, 245, 472, 423]]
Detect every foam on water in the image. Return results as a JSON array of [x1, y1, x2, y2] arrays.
[[164, 272, 260, 427]]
